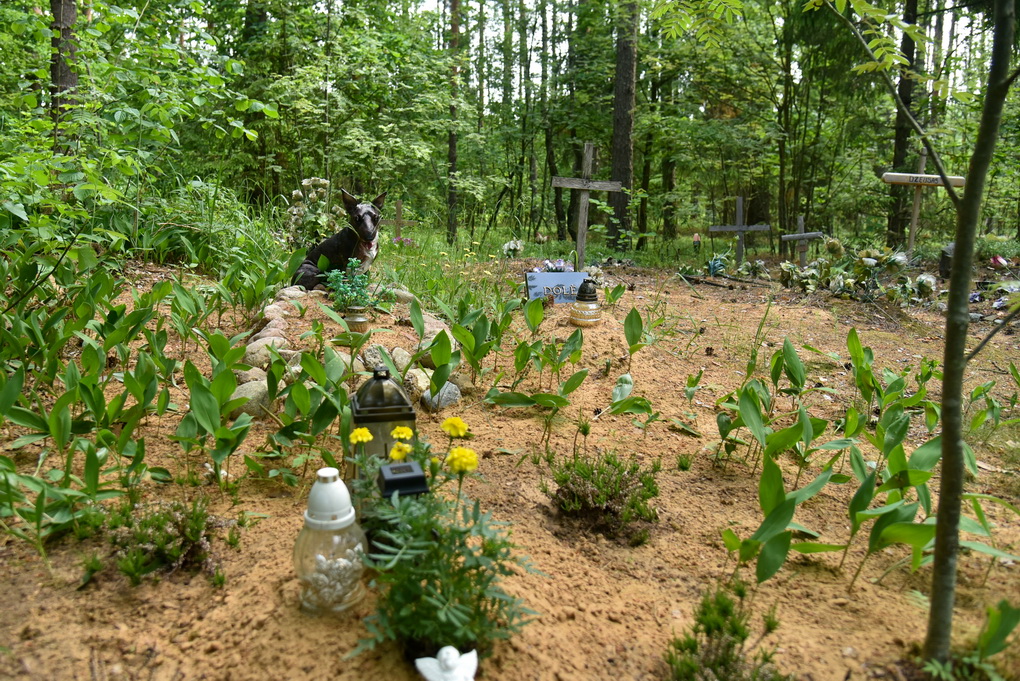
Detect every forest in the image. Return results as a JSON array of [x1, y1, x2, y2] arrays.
[[1, 0, 1020, 679]]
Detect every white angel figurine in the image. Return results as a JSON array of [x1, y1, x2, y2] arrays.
[[415, 646, 478, 681]]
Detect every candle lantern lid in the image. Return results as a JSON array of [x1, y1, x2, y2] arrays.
[[304, 467, 356, 530], [576, 278, 599, 302], [351, 366, 417, 423]]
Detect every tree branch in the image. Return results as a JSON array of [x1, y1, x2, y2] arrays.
[[965, 305, 1020, 364], [823, 1, 961, 209]]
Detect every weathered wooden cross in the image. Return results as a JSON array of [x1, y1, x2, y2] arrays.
[[380, 200, 420, 239], [552, 142, 623, 269], [708, 197, 770, 265], [781, 216, 824, 267], [881, 149, 965, 254]]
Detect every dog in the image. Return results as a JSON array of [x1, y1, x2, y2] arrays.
[[292, 189, 386, 291]]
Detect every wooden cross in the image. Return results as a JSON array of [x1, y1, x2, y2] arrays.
[[781, 216, 824, 267], [379, 200, 420, 239], [881, 149, 965, 254], [708, 197, 770, 265], [552, 142, 623, 270]]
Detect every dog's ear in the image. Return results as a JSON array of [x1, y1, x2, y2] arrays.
[[341, 188, 359, 214], [371, 192, 387, 211]]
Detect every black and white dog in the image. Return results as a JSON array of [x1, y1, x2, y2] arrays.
[[292, 189, 386, 291]]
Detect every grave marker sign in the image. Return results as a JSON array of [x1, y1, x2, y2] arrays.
[[881, 150, 965, 254], [781, 216, 824, 267], [708, 197, 770, 265], [552, 142, 623, 269], [379, 200, 420, 239]]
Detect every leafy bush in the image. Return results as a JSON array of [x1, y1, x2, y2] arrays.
[[350, 420, 535, 659], [108, 498, 222, 585], [545, 450, 661, 536], [326, 258, 374, 310], [665, 581, 792, 681]]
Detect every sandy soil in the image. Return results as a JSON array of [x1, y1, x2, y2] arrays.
[[1, 261, 1018, 681]]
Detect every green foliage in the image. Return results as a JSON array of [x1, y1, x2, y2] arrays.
[[108, 498, 219, 585], [350, 432, 534, 658], [326, 258, 374, 311], [664, 581, 793, 681], [546, 450, 661, 537]]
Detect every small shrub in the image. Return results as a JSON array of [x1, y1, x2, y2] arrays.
[[326, 257, 373, 310], [546, 450, 661, 536], [108, 498, 221, 584], [664, 581, 792, 681]]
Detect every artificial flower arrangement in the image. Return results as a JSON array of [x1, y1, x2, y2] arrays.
[[532, 258, 574, 273], [346, 418, 535, 661], [502, 239, 524, 257]]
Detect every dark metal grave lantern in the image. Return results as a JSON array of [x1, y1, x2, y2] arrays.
[[568, 278, 602, 327], [348, 366, 417, 482]]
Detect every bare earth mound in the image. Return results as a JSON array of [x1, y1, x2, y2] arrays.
[[1, 263, 1018, 681]]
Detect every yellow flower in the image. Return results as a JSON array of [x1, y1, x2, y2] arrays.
[[389, 442, 413, 461], [430, 457, 440, 465], [488, 254, 496, 259], [439, 251, 448, 256], [441, 416, 469, 438], [390, 426, 414, 440], [447, 446, 478, 474], [349, 427, 373, 445], [472, 241, 480, 246]]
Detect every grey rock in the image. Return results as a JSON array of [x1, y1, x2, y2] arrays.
[[391, 346, 414, 372], [244, 336, 291, 368], [264, 318, 290, 331], [276, 349, 301, 364], [234, 367, 267, 384], [229, 380, 273, 420], [362, 344, 388, 370], [275, 286, 308, 301], [368, 283, 417, 304], [417, 313, 458, 369], [448, 372, 475, 394], [404, 368, 432, 402], [251, 328, 288, 343], [969, 313, 983, 323], [421, 382, 462, 412], [262, 303, 289, 320]]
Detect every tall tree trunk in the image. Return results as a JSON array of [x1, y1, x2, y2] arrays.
[[885, 0, 918, 248], [447, 0, 461, 245], [608, 0, 638, 251], [662, 154, 676, 240], [50, 0, 78, 144], [924, 0, 1015, 663]]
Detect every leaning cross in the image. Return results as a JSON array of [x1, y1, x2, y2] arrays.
[[881, 149, 965, 254], [379, 200, 420, 239], [708, 197, 770, 265], [781, 216, 824, 267], [552, 141, 623, 269]]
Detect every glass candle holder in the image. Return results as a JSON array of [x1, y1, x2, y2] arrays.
[[569, 278, 601, 327], [293, 467, 367, 614]]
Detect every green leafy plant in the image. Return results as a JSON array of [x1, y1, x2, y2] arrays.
[[350, 419, 535, 658], [544, 449, 661, 539], [326, 258, 374, 310], [664, 580, 792, 681], [108, 497, 221, 585]]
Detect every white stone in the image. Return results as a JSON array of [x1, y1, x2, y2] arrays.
[[229, 380, 273, 420]]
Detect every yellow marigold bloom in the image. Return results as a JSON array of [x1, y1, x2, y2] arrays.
[[430, 456, 440, 465], [447, 446, 478, 474], [441, 416, 469, 438], [389, 442, 413, 461], [390, 426, 414, 440], [349, 427, 373, 445]]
